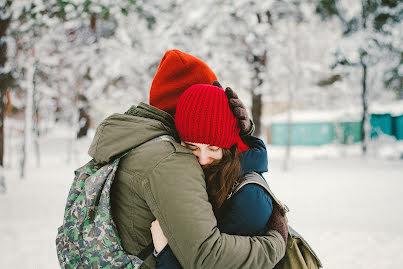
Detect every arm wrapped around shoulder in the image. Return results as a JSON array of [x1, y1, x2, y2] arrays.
[[146, 152, 287, 268], [262, 228, 287, 266], [267, 203, 289, 246]]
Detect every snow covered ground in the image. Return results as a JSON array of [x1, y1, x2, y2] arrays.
[[267, 157, 403, 269], [1, 126, 403, 269]]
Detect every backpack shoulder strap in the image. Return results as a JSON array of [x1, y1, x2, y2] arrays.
[[234, 172, 289, 213], [88, 135, 175, 261], [236, 174, 321, 267]]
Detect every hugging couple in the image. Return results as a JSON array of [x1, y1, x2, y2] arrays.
[[88, 49, 288, 268]]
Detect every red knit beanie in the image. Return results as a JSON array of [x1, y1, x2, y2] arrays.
[[149, 50, 217, 117], [175, 84, 249, 152]]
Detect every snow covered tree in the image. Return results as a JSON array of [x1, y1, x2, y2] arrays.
[[169, 0, 342, 137], [5, 0, 154, 174], [316, 0, 403, 154]]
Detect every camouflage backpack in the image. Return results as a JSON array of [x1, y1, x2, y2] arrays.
[[55, 136, 173, 268]]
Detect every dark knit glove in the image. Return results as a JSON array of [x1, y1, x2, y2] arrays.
[[212, 80, 223, 89], [212, 81, 253, 135], [267, 203, 288, 245]]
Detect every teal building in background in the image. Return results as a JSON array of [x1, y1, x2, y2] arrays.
[[392, 115, 403, 140], [370, 114, 393, 138], [268, 104, 403, 146], [271, 122, 335, 146]]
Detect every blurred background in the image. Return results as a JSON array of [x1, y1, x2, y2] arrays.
[[0, 0, 402, 268]]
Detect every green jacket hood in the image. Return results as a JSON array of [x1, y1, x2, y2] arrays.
[[88, 102, 178, 163]]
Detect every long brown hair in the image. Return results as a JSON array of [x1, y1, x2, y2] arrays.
[[203, 145, 241, 216]]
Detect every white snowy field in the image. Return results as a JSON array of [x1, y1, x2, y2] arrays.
[[1, 128, 403, 269]]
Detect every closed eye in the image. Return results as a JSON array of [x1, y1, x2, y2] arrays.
[[184, 143, 198, 151]]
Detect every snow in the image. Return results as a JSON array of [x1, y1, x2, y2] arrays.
[[2, 1, 403, 268], [1, 124, 403, 269], [267, 109, 362, 124], [371, 101, 403, 116], [0, 126, 91, 268], [266, 156, 403, 269], [265, 103, 403, 125]]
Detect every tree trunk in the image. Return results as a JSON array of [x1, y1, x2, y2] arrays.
[[284, 74, 293, 172], [250, 51, 267, 137], [283, 18, 298, 171], [0, 89, 5, 194], [33, 63, 40, 167], [77, 94, 90, 139], [22, 60, 35, 178], [0, 1, 12, 191], [0, 89, 4, 167], [0, 0, 12, 167], [360, 53, 368, 154], [90, 15, 97, 32], [252, 93, 262, 136]]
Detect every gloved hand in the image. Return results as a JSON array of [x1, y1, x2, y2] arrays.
[[213, 81, 252, 134], [212, 80, 223, 89], [267, 203, 288, 245]]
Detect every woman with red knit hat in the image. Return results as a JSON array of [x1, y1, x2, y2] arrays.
[[150, 84, 288, 269]]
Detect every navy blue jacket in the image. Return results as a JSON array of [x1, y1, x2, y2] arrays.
[[154, 136, 273, 268]]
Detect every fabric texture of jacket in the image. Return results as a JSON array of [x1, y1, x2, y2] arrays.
[[88, 103, 285, 269], [155, 135, 274, 269]]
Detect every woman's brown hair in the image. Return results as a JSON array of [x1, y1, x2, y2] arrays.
[[203, 145, 241, 216]]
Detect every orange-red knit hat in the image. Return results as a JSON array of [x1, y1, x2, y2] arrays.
[[149, 50, 217, 117], [175, 84, 249, 152]]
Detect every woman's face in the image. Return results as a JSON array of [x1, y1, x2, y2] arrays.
[[181, 141, 223, 166]]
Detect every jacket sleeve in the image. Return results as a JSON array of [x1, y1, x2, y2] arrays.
[[239, 135, 268, 174], [144, 152, 285, 269], [240, 119, 255, 136], [155, 245, 183, 269], [218, 184, 273, 236]]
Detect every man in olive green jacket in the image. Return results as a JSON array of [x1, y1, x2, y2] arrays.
[[88, 50, 286, 268]]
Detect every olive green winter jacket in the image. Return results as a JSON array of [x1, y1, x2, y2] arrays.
[[88, 103, 285, 269]]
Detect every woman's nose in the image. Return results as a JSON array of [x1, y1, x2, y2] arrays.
[[197, 151, 210, 166]]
